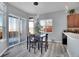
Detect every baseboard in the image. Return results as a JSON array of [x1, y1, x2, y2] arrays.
[[0, 47, 9, 56], [8, 42, 20, 48], [0, 43, 20, 56], [8, 40, 27, 48], [48, 41, 52, 43], [0, 40, 27, 56], [66, 48, 71, 57], [48, 40, 62, 43], [54, 41, 62, 43], [19, 40, 27, 44]]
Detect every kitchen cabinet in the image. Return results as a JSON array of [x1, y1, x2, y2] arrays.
[[67, 14, 79, 28], [64, 32, 79, 57], [74, 14, 79, 27]]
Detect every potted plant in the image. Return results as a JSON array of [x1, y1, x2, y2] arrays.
[[68, 9, 75, 15], [35, 20, 41, 35]]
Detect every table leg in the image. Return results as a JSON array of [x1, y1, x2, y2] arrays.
[[38, 40, 40, 50], [27, 37, 28, 49], [41, 38, 43, 54]]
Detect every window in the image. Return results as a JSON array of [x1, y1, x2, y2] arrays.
[[29, 19, 34, 34], [0, 2, 6, 40], [40, 19, 53, 32], [0, 14, 3, 40]]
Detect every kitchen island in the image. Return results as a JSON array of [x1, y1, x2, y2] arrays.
[[64, 32, 79, 57]]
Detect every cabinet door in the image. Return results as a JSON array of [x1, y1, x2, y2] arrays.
[[67, 15, 75, 28], [74, 14, 79, 27]]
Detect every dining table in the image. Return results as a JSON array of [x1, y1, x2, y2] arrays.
[[27, 33, 48, 54]]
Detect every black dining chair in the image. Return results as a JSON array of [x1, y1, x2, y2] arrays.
[[40, 34, 48, 54], [28, 34, 38, 54]]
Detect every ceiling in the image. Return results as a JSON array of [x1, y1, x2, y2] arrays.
[[8, 2, 79, 15]]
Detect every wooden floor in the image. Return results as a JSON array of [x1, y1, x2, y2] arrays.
[[2, 42, 69, 57]]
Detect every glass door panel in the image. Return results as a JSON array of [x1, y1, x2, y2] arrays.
[[20, 19, 27, 42], [8, 16, 19, 46], [0, 14, 3, 40]]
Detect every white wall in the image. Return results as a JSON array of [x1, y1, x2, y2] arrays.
[[39, 10, 67, 42], [39, 7, 79, 42]]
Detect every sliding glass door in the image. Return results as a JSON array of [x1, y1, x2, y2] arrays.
[[8, 16, 19, 46], [0, 12, 3, 40], [8, 15, 27, 46], [20, 18, 27, 42]]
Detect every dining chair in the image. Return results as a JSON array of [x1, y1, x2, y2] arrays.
[[28, 34, 38, 54], [40, 34, 48, 54]]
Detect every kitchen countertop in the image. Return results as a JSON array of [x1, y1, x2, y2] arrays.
[[63, 32, 79, 40]]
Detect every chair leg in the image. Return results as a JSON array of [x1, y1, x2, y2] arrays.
[[27, 44, 28, 49], [45, 41, 48, 52], [32, 44, 33, 48], [41, 41, 43, 54], [47, 43, 48, 49], [34, 47, 36, 54], [45, 45, 47, 52], [38, 42, 40, 50], [34, 42, 36, 54], [27, 38, 28, 49], [29, 47, 30, 52], [45, 44, 48, 52], [29, 44, 31, 52]]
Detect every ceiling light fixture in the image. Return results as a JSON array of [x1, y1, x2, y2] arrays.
[[33, 2, 39, 21], [33, 2, 39, 6]]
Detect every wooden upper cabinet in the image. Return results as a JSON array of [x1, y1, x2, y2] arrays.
[[67, 15, 75, 28], [74, 14, 79, 27], [67, 14, 79, 28]]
